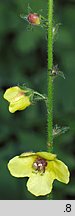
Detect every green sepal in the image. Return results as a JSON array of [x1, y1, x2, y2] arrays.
[[53, 23, 61, 41], [53, 125, 70, 137], [18, 84, 47, 104]]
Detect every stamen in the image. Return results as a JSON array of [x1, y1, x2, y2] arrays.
[[32, 157, 47, 173]]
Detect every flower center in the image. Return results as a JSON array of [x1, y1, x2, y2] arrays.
[[32, 157, 47, 174], [14, 92, 24, 102]]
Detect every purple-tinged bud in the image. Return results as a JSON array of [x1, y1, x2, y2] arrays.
[[27, 13, 41, 25]]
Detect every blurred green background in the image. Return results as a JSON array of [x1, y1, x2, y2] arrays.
[[0, 0, 75, 200]]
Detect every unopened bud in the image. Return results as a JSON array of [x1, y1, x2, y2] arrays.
[[27, 13, 41, 25]]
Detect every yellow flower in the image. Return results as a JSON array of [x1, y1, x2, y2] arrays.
[[8, 151, 70, 196], [3, 86, 31, 113]]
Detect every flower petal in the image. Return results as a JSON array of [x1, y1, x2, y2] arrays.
[[8, 155, 36, 177], [20, 152, 35, 157], [3, 87, 22, 102], [27, 171, 54, 196], [9, 96, 31, 113], [48, 159, 70, 184], [36, 151, 56, 161]]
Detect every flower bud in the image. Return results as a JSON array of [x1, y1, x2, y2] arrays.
[[27, 13, 41, 25]]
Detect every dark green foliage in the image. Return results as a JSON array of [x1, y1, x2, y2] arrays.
[[0, 0, 75, 199]]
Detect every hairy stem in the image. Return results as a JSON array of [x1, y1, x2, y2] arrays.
[[47, 0, 53, 152], [47, 0, 53, 200]]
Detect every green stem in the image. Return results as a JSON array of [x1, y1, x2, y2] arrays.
[[47, 0, 53, 152], [47, 0, 53, 201], [34, 91, 46, 100]]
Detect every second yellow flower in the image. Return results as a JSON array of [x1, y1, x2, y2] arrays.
[[3, 86, 31, 113]]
